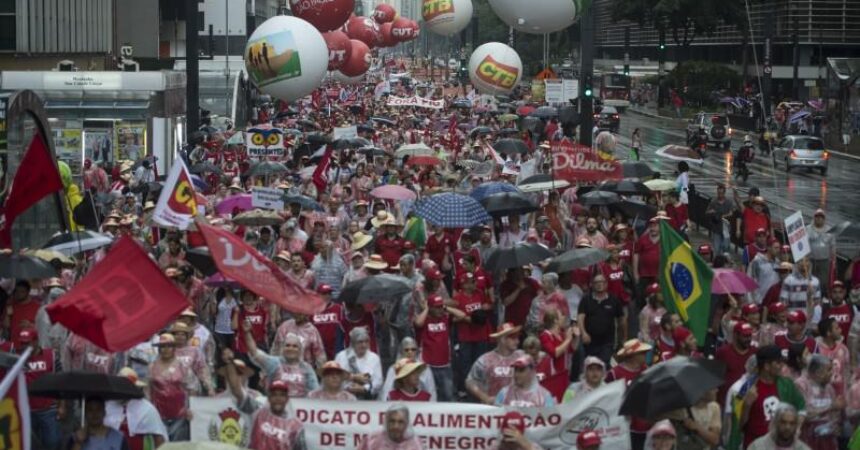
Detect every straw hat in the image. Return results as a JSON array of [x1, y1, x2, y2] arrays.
[[363, 254, 389, 271], [320, 361, 350, 376], [164, 268, 181, 278], [143, 201, 156, 212], [179, 308, 198, 318], [371, 211, 392, 229], [153, 333, 177, 347], [489, 322, 522, 339], [107, 210, 123, 220], [118, 367, 147, 387], [351, 232, 373, 251], [103, 218, 120, 228], [394, 359, 426, 381], [615, 339, 652, 358], [170, 322, 192, 336], [228, 181, 244, 191], [273, 251, 292, 263], [45, 277, 64, 289]]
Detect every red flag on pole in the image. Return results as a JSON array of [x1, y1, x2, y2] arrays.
[[312, 145, 334, 194], [197, 222, 326, 315], [0, 132, 64, 247], [45, 236, 189, 352]]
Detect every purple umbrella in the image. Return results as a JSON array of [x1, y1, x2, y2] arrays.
[[215, 194, 253, 215], [204, 273, 241, 288], [789, 110, 811, 124]]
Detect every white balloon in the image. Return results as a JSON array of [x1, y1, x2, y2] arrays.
[[488, 0, 576, 34], [423, 0, 473, 36], [244, 16, 329, 102], [468, 42, 522, 95], [330, 70, 365, 85]]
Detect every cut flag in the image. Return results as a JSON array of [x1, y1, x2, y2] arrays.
[[197, 221, 326, 315], [0, 132, 64, 247], [46, 236, 189, 352], [312, 145, 334, 193], [152, 161, 198, 230], [658, 220, 713, 344]]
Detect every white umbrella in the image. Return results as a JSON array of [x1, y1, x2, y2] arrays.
[[42, 231, 113, 256], [518, 179, 570, 193], [655, 145, 705, 165]]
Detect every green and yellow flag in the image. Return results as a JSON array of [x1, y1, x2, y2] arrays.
[[658, 220, 713, 344]]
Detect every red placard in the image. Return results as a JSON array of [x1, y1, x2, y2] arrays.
[[551, 140, 623, 183]]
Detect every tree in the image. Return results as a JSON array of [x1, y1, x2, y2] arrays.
[[611, 0, 744, 48]]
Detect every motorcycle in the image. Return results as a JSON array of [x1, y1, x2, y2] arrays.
[[734, 145, 755, 183]]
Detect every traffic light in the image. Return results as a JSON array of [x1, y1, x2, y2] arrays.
[[583, 75, 593, 98], [623, 66, 630, 76], [658, 29, 666, 51]]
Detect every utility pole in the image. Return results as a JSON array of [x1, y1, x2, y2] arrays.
[[579, 0, 595, 146], [657, 27, 665, 108], [762, 16, 774, 118], [185, 0, 200, 136], [792, 16, 800, 99], [623, 26, 630, 77]]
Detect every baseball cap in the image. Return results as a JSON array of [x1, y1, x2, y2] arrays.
[[646, 282, 660, 296], [17, 328, 37, 344], [832, 280, 845, 290], [755, 227, 767, 236], [317, 284, 333, 294], [768, 302, 787, 314], [672, 326, 692, 344], [500, 411, 526, 434], [269, 380, 290, 393], [321, 361, 349, 375], [741, 303, 761, 315], [734, 321, 755, 336], [577, 430, 602, 448], [777, 261, 794, 272], [787, 310, 807, 324], [650, 420, 677, 437], [427, 294, 445, 308], [511, 355, 535, 369], [424, 268, 444, 281], [697, 244, 712, 255], [583, 356, 606, 370], [756, 345, 785, 365]]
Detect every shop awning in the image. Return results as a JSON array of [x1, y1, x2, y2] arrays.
[[43, 99, 150, 110]]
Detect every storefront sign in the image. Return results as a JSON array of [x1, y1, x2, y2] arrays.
[[784, 210, 810, 261], [251, 187, 285, 211], [387, 96, 444, 109], [43, 72, 123, 90]]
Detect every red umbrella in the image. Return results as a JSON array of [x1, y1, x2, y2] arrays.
[[516, 105, 536, 116], [405, 155, 443, 166]]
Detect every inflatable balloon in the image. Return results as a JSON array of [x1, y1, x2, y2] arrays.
[[488, 0, 576, 34], [289, 0, 354, 32], [346, 16, 380, 48], [245, 16, 329, 102], [410, 20, 421, 40], [423, 0, 473, 36], [378, 23, 397, 48], [322, 30, 352, 71], [339, 39, 371, 77], [468, 42, 522, 95], [373, 3, 396, 24], [390, 17, 415, 42], [331, 71, 365, 85]]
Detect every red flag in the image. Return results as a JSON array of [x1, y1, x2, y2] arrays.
[[197, 222, 325, 315], [312, 145, 334, 194], [0, 132, 64, 247], [45, 236, 189, 352]]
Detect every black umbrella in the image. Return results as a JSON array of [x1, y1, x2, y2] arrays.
[[598, 180, 652, 196], [529, 106, 558, 119], [521, 116, 545, 134], [189, 161, 222, 175], [484, 243, 554, 272], [620, 357, 726, 418], [284, 195, 324, 211], [498, 128, 520, 136], [359, 146, 387, 157], [340, 274, 412, 304], [545, 248, 610, 273], [30, 371, 144, 400], [580, 190, 620, 206], [297, 119, 320, 129], [613, 200, 658, 220], [371, 117, 396, 126], [622, 161, 656, 179], [498, 102, 515, 110], [357, 124, 375, 133], [0, 254, 58, 279], [306, 132, 332, 145], [246, 161, 289, 177], [480, 192, 539, 217], [469, 126, 492, 137], [186, 247, 218, 277], [493, 138, 529, 156]]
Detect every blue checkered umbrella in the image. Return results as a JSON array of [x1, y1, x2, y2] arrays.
[[413, 193, 491, 228], [469, 182, 521, 201]]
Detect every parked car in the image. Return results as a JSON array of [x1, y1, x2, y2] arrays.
[[686, 112, 733, 150], [594, 106, 620, 133], [772, 135, 830, 175]]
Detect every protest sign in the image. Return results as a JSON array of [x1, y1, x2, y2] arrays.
[[333, 126, 358, 140], [552, 140, 623, 183], [545, 80, 564, 104], [251, 187, 285, 211], [784, 210, 811, 261], [387, 96, 445, 109]]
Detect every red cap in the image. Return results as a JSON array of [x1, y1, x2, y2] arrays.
[[500, 411, 526, 434], [511, 355, 535, 369], [424, 268, 444, 281], [768, 302, 787, 314], [646, 282, 660, 296], [317, 284, 333, 294], [781, 244, 791, 254], [755, 227, 767, 235], [672, 326, 692, 346], [577, 430, 602, 448], [697, 244, 712, 255], [734, 321, 755, 336], [269, 380, 290, 393], [787, 310, 807, 324], [403, 241, 416, 251], [832, 280, 846, 290], [17, 328, 37, 344], [741, 303, 761, 315], [427, 294, 445, 308]]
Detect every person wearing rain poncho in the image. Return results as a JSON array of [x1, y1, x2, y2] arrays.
[[747, 403, 811, 450], [356, 404, 423, 450], [57, 161, 83, 231]]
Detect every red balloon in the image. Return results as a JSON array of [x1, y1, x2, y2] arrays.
[[322, 30, 352, 71], [346, 16, 380, 48], [390, 17, 414, 42], [410, 20, 421, 40], [289, 0, 354, 32], [340, 39, 371, 77], [378, 22, 397, 48], [372, 4, 396, 24]]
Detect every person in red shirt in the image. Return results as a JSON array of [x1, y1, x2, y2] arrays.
[[664, 190, 689, 234], [452, 273, 493, 393], [424, 225, 454, 274], [606, 339, 653, 449], [386, 359, 432, 402], [500, 267, 541, 328], [740, 345, 806, 448], [539, 309, 579, 401], [633, 217, 662, 304], [601, 245, 632, 307], [715, 321, 756, 404], [743, 228, 769, 268], [816, 280, 853, 339], [341, 299, 378, 353], [413, 294, 466, 402], [374, 218, 405, 271], [311, 285, 345, 360], [232, 291, 268, 389], [4, 281, 41, 345], [774, 310, 816, 355], [739, 196, 771, 246], [453, 233, 482, 279]]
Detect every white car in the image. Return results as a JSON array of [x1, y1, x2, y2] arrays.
[[773, 135, 830, 175]]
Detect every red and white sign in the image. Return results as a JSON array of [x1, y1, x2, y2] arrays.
[[153, 161, 199, 230], [784, 210, 810, 262], [191, 382, 630, 449], [551, 140, 623, 183], [387, 96, 444, 110]]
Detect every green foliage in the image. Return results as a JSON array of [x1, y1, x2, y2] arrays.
[[666, 61, 742, 106], [611, 0, 744, 46]]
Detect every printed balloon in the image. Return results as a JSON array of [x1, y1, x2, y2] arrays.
[[423, 0, 473, 36], [390, 17, 415, 42], [331, 70, 365, 85], [339, 39, 371, 77], [410, 20, 421, 40], [244, 16, 329, 101], [322, 30, 352, 71], [378, 23, 397, 48], [488, 0, 576, 34], [289, 0, 354, 32], [373, 3, 396, 23], [346, 16, 380, 48], [468, 42, 522, 95]]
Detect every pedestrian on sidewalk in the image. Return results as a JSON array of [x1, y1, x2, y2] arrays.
[[631, 128, 643, 161]]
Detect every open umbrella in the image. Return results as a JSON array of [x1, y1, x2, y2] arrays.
[[359, 146, 387, 157], [42, 230, 113, 256], [186, 248, 218, 277], [498, 128, 520, 136], [516, 105, 536, 116], [297, 119, 320, 129], [204, 273, 241, 289], [305, 132, 331, 145], [395, 143, 434, 158], [457, 159, 483, 170], [712, 268, 759, 294], [405, 155, 443, 167], [831, 221, 860, 240], [215, 194, 253, 214], [598, 180, 651, 196], [529, 106, 558, 119], [339, 274, 413, 305], [26, 249, 75, 268], [545, 248, 610, 273], [493, 138, 529, 156], [189, 161, 222, 175], [413, 193, 491, 228], [232, 209, 285, 227], [622, 161, 656, 179], [484, 243, 554, 272], [481, 192, 539, 217], [284, 195, 324, 211], [517, 174, 570, 193], [613, 200, 658, 220], [620, 357, 726, 418], [452, 98, 472, 108], [371, 185, 417, 201], [580, 190, 620, 206], [371, 117, 396, 126], [30, 371, 144, 400], [499, 113, 519, 122], [469, 126, 492, 137], [789, 110, 811, 124], [246, 161, 289, 178], [656, 145, 705, 165], [0, 254, 58, 279], [470, 181, 521, 201], [643, 179, 677, 192]]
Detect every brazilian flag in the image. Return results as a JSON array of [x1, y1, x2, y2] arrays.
[[658, 220, 713, 344]]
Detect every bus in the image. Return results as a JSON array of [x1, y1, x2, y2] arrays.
[[598, 73, 631, 111]]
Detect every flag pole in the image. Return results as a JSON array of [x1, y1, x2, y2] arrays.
[[0, 347, 33, 399]]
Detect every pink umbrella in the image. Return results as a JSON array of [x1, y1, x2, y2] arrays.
[[215, 194, 253, 215], [370, 185, 417, 201], [712, 268, 758, 294], [204, 273, 241, 288]]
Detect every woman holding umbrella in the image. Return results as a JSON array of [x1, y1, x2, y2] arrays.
[[69, 397, 129, 450], [148, 333, 195, 441]]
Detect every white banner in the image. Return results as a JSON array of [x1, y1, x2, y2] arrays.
[[387, 96, 444, 110], [333, 126, 358, 140], [191, 381, 630, 450], [784, 210, 811, 262], [545, 80, 564, 104], [152, 161, 198, 230], [562, 79, 579, 102], [251, 187, 285, 211]]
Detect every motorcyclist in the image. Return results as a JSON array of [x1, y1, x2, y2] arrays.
[[734, 135, 755, 179], [689, 124, 709, 156]]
